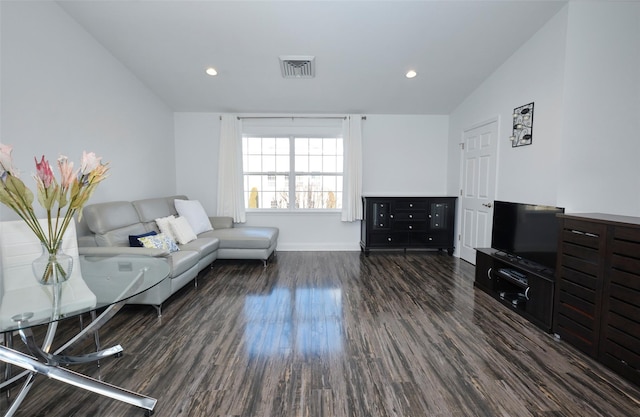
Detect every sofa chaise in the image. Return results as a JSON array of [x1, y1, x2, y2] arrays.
[[77, 195, 278, 316]]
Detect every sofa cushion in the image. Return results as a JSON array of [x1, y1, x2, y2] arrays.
[[201, 227, 279, 250], [133, 196, 182, 223], [167, 250, 201, 278], [84, 201, 140, 235], [179, 237, 219, 258], [98, 224, 148, 247]]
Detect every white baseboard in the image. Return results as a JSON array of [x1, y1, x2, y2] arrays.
[[276, 242, 361, 251]]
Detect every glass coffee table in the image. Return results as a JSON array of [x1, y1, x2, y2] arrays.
[[0, 255, 170, 416]]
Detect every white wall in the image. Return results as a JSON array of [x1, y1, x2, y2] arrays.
[[448, 2, 640, 219], [0, 1, 175, 220], [362, 115, 449, 196], [557, 1, 640, 215], [174, 113, 450, 250], [448, 6, 568, 208]]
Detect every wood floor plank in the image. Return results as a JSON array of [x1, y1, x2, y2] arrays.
[[2, 251, 640, 416]]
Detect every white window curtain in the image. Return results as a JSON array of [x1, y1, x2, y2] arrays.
[[217, 114, 246, 223], [341, 115, 363, 222]]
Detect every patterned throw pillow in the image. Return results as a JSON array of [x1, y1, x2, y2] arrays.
[[137, 233, 180, 253]]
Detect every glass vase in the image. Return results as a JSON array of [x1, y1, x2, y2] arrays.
[[32, 242, 73, 285]]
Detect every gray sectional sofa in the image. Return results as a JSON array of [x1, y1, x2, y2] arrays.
[[77, 195, 278, 316]]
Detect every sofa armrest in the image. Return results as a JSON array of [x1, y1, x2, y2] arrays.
[[210, 216, 234, 230], [79, 246, 170, 258]]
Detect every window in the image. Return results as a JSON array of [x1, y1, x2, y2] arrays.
[[242, 135, 343, 209]]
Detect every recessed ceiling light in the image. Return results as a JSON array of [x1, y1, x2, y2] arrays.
[[406, 70, 417, 79], [205, 67, 218, 76]]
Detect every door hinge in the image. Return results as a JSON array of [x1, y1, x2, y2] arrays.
[[460, 143, 465, 150], [459, 189, 463, 196], [458, 234, 461, 241]]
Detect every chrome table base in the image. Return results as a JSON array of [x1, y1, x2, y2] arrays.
[[0, 269, 157, 416]]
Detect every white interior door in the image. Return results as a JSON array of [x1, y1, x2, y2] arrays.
[[459, 120, 498, 264]]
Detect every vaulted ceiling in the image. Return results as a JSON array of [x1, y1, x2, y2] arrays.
[[58, 1, 566, 114]]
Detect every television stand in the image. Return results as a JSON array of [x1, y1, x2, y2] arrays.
[[474, 248, 554, 332]]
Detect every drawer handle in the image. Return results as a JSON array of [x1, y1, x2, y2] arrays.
[[409, 214, 413, 218], [428, 215, 432, 218], [390, 214, 394, 218], [525, 287, 530, 300], [435, 223, 439, 227], [487, 267, 492, 280], [409, 203, 413, 207], [387, 237, 392, 242], [379, 213, 384, 217], [379, 223, 384, 227], [428, 237, 433, 241], [409, 225, 413, 229]]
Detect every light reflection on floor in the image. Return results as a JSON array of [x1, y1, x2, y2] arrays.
[[243, 287, 343, 357]]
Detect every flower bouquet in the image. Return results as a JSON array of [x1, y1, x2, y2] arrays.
[[0, 144, 109, 284]]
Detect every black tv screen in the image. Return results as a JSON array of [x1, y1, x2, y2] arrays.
[[491, 201, 565, 272]]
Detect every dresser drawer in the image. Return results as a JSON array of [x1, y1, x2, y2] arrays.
[[396, 200, 427, 211], [393, 222, 427, 232], [410, 232, 451, 246], [394, 212, 427, 221], [370, 233, 408, 246]]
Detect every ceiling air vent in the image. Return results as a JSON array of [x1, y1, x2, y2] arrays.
[[279, 56, 315, 79]]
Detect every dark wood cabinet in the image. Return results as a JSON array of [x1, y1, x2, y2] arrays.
[[360, 197, 456, 255], [474, 248, 555, 332], [555, 213, 640, 386]]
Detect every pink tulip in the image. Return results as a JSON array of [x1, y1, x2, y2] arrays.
[[34, 155, 54, 187], [57, 155, 76, 189], [0, 143, 14, 175], [80, 151, 101, 175]]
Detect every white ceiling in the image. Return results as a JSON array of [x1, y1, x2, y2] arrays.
[[57, 0, 567, 115]]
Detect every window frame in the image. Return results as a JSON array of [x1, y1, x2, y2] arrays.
[[242, 133, 344, 212]]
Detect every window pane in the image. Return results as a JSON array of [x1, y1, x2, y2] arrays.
[[244, 174, 290, 209], [295, 138, 308, 155], [275, 155, 289, 172], [262, 154, 276, 172], [275, 137, 289, 154], [323, 138, 337, 155], [245, 137, 262, 154], [246, 155, 262, 172], [263, 137, 276, 154], [309, 155, 322, 172], [324, 156, 337, 173], [308, 138, 323, 155], [295, 155, 308, 172]]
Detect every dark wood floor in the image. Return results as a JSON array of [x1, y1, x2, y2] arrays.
[[3, 251, 640, 416]]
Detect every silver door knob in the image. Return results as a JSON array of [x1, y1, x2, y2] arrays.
[[482, 202, 493, 208]]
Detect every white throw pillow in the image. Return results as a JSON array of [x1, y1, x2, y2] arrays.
[[174, 199, 213, 235], [169, 216, 197, 244], [155, 215, 177, 241]]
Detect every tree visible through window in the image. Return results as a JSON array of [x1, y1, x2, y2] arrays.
[[242, 136, 343, 209]]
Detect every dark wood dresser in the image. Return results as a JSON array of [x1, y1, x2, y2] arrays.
[[360, 196, 456, 255], [555, 213, 640, 386]]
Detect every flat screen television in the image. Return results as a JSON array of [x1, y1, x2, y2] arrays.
[[491, 200, 565, 273]]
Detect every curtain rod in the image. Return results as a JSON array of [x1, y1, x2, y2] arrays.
[[219, 115, 367, 120]]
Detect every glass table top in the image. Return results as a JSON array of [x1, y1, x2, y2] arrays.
[[0, 255, 170, 332]]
